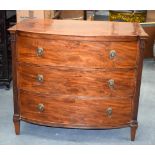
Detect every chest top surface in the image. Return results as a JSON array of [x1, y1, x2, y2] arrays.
[[9, 19, 148, 39]]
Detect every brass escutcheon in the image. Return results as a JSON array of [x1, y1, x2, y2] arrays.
[[36, 74, 44, 82], [37, 103, 44, 112], [106, 107, 112, 118], [108, 79, 115, 88], [109, 50, 116, 59], [36, 47, 44, 56]]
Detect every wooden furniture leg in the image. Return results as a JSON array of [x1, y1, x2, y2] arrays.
[[130, 123, 138, 141], [13, 115, 20, 135]]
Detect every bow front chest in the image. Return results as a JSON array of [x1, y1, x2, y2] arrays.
[[9, 19, 148, 141]]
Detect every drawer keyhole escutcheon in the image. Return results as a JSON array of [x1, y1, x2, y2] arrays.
[[108, 79, 115, 88], [36, 74, 44, 82], [36, 47, 44, 56], [37, 103, 44, 112], [109, 50, 116, 59], [106, 107, 112, 118]]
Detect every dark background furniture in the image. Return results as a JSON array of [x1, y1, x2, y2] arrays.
[[141, 23, 155, 58], [0, 10, 16, 89]]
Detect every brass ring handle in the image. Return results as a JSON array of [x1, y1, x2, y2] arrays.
[[36, 74, 44, 82], [37, 103, 44, 112], [36, 47, 44, 56], [109, 50, 116, 59], [106, 107, 112, 118], [108, 79, 115, 88]]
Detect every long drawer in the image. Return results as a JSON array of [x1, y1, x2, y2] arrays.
[[19, 90, 132, 128], [17, 63, 136, 97], [17, 35, 138, 69]]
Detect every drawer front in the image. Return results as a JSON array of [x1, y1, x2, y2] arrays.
[[19, 91, 132, 128], [17, 35, 138, 68], [18, 64, 136, 97]]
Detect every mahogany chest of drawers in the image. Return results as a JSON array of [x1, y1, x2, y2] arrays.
[[9, 19, 148, 141]]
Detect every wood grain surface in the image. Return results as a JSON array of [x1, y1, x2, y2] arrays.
[[17, 35, 138, 69], [9, 19, 148, 38], [19, 90, 132, 128], [17, 63, 136, 97]]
